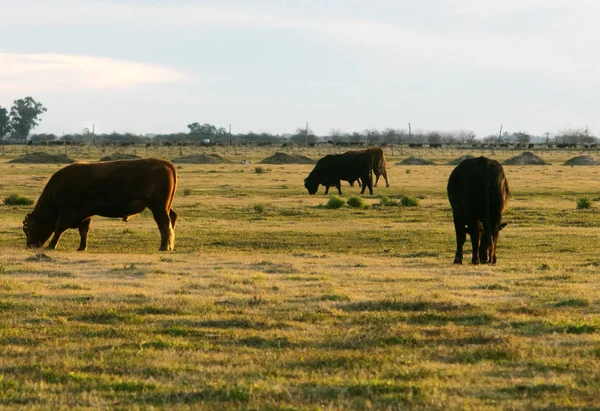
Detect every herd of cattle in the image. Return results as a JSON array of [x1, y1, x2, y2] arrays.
[[21, 150, 508, 265]]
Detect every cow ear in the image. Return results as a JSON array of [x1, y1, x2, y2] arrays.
[[499, 222, 507, 230]]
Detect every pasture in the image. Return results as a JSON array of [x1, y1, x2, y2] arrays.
[[1, 146, 600, 409]]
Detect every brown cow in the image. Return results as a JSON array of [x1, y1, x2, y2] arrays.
[[23, 158, 178, 251], [447, 156, 510, 265], [344, 148, 389, 187]]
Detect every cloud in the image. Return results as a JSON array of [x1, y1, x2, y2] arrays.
[[319, 18, 600, 84], [0, 1, 308, 30], [0, 53, 187, 93]]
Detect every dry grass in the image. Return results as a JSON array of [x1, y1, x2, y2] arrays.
[[0, 146, 599, 409]]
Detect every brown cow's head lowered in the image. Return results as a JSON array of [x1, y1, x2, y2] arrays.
[[23, 213, 54, 248]]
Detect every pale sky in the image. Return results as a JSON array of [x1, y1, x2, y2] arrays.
[[1, 0, 600, 137]]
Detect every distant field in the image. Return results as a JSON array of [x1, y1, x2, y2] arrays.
[[0, 146, 599, 409]]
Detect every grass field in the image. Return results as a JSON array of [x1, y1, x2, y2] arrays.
[[1, 146, 600, 409]]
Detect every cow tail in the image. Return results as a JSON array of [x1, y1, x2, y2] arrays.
[[483, 161, 492, 248], [168, 162, 177, 213], [380, 150, 387, 174]]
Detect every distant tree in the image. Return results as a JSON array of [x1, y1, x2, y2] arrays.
[[395, 129, 409, 144], [483, 135, 499, 144], [452, 130, 476, 145], [409, 132, 427, 144], [329, 128, 346, 143], [426, 132, 442, 145], [187, 123, 217, 141], [514, 132, 531, 144], [0, 106, 10, 139], [364, 129, 381, 145], [30, 133, 56, 143], [9, 97, 47, 141], [381, 128, 398, 145], [554, 128, 597, 145], [348, 132, 364, 144], [543, 132, 551, 145], [290, 126, 316, 145]]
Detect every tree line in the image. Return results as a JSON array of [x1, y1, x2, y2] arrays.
[[2, 96, 599, 146]]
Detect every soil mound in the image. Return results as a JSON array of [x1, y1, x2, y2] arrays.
[[447, 154, 474, 165], [171, 154, 232, 164], [100, 153, 141, 161], [397, 156, 436, 165], [8, 152, 76, 164], [503, 151, 550, 165], [564, 155, 599, 166], [260, 152, 316, 164]]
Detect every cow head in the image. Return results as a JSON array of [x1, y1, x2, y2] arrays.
[[304, 177, 319, 195], [23, 213, 54, 248]]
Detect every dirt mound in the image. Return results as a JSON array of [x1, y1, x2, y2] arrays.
[[171, 154, 232, 164], [564, 155, 599, 166], [260, 152, 316, 164], [100, 153, 142, 162], [503, 151, 550, 165], [397, 156, 436, 165], [8, 152, 76, 164], [447, 155, 474, 165]]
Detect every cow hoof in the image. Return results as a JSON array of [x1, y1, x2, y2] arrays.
[[453, 259, 462, 265], [76, 248, 87, 252]]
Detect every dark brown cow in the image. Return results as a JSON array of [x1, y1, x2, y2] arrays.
[[447, 156, 510, 265], [23, 158, 178, 251], [344, 148, 390, 187], [304, 152, 373, 195]]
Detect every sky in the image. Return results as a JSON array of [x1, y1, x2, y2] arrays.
[[1, 0, 600, 138]]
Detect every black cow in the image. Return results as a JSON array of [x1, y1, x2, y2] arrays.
[[447, 156, 510, 265], [304, 153, 373, 195]]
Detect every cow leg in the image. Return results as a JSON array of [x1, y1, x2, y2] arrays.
[[374, 172, 380, 187], [169, 209, 178, 229], [360, 175, 373, 195], [48, 217, 69, 250], [335, 182, 342, 195], [382, 169, 390, 188], [453, 217, 466, 264], [77, 217, 92, 251], [152, 209, 174, 251], [469, 222, 482, 265], [324, 185, 330, 195]]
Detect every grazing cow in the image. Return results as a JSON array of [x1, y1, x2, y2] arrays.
[[304, 152, 373, 195], [447, 156, 510, 265], [23, 158, 178, 251], [344, 148, 390, 188]]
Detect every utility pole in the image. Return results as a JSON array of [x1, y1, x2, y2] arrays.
[[229, 124, 232, 146], [305, 121, 309, 145], [498, 124, 503, 142], [408, 123, 412, 142]]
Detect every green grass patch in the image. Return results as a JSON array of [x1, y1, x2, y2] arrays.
[[324, 195, 345, 209], [347, 196, 368, 209], [379, 196, 400, 207], [3, 193, 34, 206], [577, 197, 593, 209], [401, 195, 420, 207]]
